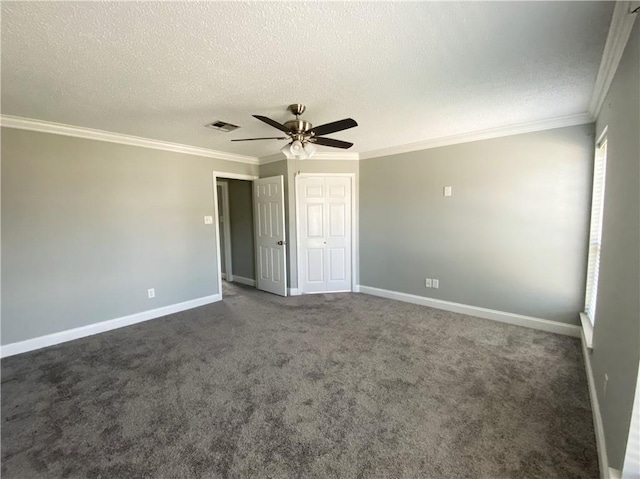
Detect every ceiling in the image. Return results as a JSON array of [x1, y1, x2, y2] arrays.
[[1, 2, 613, 159]]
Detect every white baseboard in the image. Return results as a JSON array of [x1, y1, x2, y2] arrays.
[[357, 285, 580, 337], [581, 328, 612, 479], [292, 286, 360, 296], [0, 294, 222, 358], [232, 276, 255, 287]]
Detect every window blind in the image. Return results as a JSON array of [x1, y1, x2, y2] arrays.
[[584, 136, 607, 324]]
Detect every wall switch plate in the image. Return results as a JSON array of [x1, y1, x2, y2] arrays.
[[204, 216, 213, 224], [432, 279, 439, 289], [148, 288, 155, 299], [443, 186, 452, 197], [425, 279, 432, 288]]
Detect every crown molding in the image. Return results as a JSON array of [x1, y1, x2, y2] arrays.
[[309, 152, 359, 161], [259, 152, 288, 165], [2, 111, 594, 165], [0, 115, 260, 165], [258, 151, 359, 165], [359, 112, 593, 160], [588, 1, 639, 119]]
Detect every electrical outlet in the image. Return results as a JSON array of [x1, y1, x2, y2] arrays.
[[432, 279, 439, 289], [148, 288, 155, 299], [443, 186, 452, 197], [425, 279, 432, 288], [604, 374, 609, 399], [204, 216, 213, 224]]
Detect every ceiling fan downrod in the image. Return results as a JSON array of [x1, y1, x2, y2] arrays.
[[284, 104, 312, 139]]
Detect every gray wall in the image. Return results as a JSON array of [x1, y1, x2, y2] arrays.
[[359, 124, 594, 324], [259, 158, 359, 289], [1, 127, 258, 345], [591, 21, 640, 470], [227, 179, 254, 280]]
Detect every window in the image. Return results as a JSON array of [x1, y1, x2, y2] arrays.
[[584, 129, 607, 325]]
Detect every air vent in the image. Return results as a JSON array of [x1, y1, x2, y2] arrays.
[[205, 121, 240, 132]]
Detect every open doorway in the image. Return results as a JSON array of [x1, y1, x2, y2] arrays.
[[212, 172, 259, 297]]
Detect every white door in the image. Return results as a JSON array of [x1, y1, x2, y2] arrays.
[[253, 176, 287, 296], [298, 176, 352, 293]]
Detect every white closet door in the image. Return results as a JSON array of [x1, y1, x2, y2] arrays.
[[324, 177, 351, 292], [298, 176, 352, 293]]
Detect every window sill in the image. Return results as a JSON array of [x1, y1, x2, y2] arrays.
[[580, 312, 594, 350]]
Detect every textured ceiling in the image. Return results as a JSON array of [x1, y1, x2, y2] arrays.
[[1, 1, 613, 158]]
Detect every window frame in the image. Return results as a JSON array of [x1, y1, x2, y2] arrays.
[[584, 127, 608, 329]]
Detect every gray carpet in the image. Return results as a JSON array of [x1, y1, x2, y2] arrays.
[[2, 282, 598, 478]]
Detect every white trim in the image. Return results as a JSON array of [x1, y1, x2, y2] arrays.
[[2, 112, 597, 165], [258, 152, 360, 165], [0, 115, 259, 165], [353, 284, 361, 293], [359, 113, 592, 160], [358, 286, 581, 337], [295, 172, 358, 177], [588, 2, 639, 119], [622, 360, 640, 479], [302, 152, 360, 161], [580, 312, 595, 350], [295, 174, 357, 294], [303, 290, 351, 294], [581, 328, 612, 479], [610, 468, 621, 479], [213, 174, 223, 297], [217, 181, 233, 282], [0, 294, 222, 358], [232, 275, 256, 287], [215, 172, 259, 181], [597, 126, 609, 148], [213, 171, 259, 298], [288, 288, 301, 296]]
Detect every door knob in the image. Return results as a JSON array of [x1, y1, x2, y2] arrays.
[[277, 240, 286, 245]]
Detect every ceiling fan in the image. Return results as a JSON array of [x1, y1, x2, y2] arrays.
[[231, 104, 358, 158]]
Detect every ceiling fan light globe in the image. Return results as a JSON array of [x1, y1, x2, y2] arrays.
[[303, 142, 317, 158], [290, 140, 304, 155]]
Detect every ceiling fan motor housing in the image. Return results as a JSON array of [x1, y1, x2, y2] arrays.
[[284, 119, 312, 135]]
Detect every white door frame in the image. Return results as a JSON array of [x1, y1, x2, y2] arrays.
[[295, 173, 357, 294], [216, 181, 233, 282], [212, 172, 259, 297]]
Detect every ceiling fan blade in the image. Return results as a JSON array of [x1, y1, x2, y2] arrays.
[[308, 118, 357, 137], [253, 115, 291, 133], [312, 137, 354, 149], [231, 137, 288, 141]]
